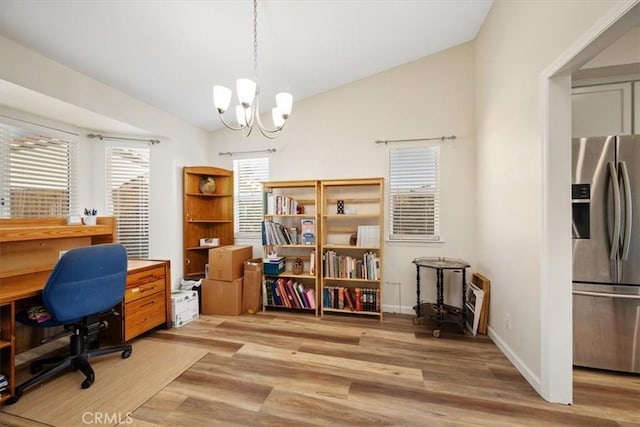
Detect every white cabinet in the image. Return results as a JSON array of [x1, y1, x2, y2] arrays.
[[572, 82, 632, 137]]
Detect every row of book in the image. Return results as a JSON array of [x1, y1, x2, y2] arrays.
[[265, 193, 301, 215], [323, 286, 380, 313], [322, 250, 380, 280], [0, 374, 7, 393], [262, 219, 316, 246], [265, 278, 317, 309]]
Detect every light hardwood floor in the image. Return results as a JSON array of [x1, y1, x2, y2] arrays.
[[1, 311, 639, 426]]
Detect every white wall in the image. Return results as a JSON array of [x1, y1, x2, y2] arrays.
[[583, 25, 640, 68], [474, 0, 619, 399], [211, 41, 477, 313], [0, 35, 211, 288]]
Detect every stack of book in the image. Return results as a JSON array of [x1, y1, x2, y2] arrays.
[[262, 220, 295, 245]]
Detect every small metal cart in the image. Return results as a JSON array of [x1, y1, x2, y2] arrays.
[[412, 257, 470, 337]]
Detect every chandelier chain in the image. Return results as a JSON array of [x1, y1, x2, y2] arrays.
[[253, 0, 258, 84]]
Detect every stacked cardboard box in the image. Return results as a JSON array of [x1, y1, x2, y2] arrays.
[[202, 245, 252, 315]]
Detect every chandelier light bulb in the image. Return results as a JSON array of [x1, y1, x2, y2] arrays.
[[272, 107, 285, 129], [275, 92, 293, 119], [213, 86, 232, 114], [235, 105, 247, 127], [236, 79, 256, 108]]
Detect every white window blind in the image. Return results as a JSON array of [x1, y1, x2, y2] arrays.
[[233, 157, 269, 236], [389, 146, 440, 241], [106, 144, 150, 258], [0, 119, 78, 218]]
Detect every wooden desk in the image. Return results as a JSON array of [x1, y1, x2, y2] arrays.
[[0, 259, 171, 404], [0, 218, 172, 404]]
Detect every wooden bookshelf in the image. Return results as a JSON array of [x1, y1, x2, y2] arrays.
[[320, 178, 384, 320], [183, 167, 234, 279], [262, 180, 320, 315]]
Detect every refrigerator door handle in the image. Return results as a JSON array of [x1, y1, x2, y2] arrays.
[[608, 161, 621, 260], [620, 161, 632, 261], [573, 290, 640, 300]]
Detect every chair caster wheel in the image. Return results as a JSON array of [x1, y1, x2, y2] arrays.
[[81, 376, 94, 389], [122, 349, 132, 359], [433, 329, 441, 338]]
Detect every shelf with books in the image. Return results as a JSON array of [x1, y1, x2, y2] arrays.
[[262, 180, 320, 315], [183, 166, 234, 279], [320, 178, 384, 320], [0, 302, 14, 403]]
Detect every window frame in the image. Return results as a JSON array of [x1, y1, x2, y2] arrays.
[[0, 117, 79, 218], [388, 145, 441, 242], [233, 157, 269, 239], [105, 142, 150, 258]]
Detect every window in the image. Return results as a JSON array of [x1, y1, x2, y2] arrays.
[[389, 146, 440, 241], [233, 157, 269, 236], [0, 119, 78, 218], [106, 144, 150, 258]]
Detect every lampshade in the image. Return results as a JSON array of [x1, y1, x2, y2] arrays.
[[272, 107, 285, 129], [213, 86, 232, 114], [276, 92, 293, 119], [236, 79, 256, 108]]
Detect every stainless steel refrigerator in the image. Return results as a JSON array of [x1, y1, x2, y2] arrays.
[[572, 135, 640, 373]]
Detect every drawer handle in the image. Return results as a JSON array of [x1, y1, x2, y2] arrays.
[[130, 286, 155, 294], [140, 300, 156, 309]]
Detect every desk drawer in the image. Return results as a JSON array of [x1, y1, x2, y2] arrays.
[[127, 266, 165, 289], [124, 292, 166, 341], [125, 278, 165, 303]]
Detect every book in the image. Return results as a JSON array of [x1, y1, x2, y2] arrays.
[[344, 287, 355, 311]]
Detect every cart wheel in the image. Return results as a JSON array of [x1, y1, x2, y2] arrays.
[[432, 329, 441, 338], [412, 317, 421, 325]]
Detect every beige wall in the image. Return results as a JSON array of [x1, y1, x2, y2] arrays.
[[475, 0, 619, 398], [212, 41, 477, 314], [0, 35, 211, 288]]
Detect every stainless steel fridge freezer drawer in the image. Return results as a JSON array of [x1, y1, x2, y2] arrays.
[[573, 283, 640, 373]]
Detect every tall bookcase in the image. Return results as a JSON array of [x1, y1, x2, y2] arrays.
[[262, 180, 320, 315], [320, 178, 384, 320], [183, 166, 234, 279]]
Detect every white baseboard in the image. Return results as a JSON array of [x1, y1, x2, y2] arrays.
[[488, 326, 542, 397]]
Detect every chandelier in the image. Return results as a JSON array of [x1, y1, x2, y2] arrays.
[[213, 0, 293, 139]]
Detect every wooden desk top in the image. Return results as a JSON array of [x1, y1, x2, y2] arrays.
[[0, 259, 167, 304]]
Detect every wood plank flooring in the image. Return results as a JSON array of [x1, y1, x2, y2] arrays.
[[2, 311, 638, 426]]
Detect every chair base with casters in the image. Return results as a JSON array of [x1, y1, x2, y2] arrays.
[[6, 312, 132, 404]]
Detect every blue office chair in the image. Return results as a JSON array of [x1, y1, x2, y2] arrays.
[[7, 244, 132, 404]]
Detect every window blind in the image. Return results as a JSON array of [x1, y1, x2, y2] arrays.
[[0, 119, 78, 218], [233, 157, 269, 236], [106, 144, 150, 258], [389, 146, 440, 241]]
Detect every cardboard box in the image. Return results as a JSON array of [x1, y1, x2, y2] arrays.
[[201, 277, 243, 315], [208, 245, 253, 281], [171, 290, 199, 327], [243, 259, 263, 314]]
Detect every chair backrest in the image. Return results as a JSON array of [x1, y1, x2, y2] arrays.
[[43, 244, 128, 323]]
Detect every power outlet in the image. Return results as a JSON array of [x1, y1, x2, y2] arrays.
[[505, 312, 512, 331]]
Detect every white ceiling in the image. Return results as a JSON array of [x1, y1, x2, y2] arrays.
[[0, 0, 493, 133]]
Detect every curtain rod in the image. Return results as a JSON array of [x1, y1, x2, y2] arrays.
[[374, 135, 457, 145], [218, 148, 277, 156], [87, 133, 161, 145]]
